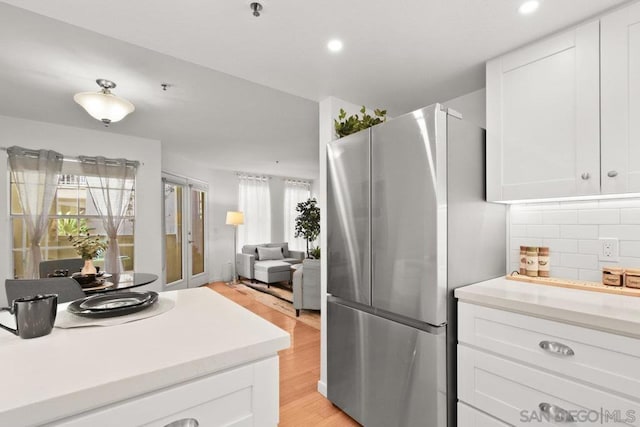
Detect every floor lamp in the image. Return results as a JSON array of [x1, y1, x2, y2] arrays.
[[226, 211, 244, 284]]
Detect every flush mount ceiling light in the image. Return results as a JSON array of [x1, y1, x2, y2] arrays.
[[327, 39, 343, 53], [518, 0, 540, 15], [73, 79, 135, 126]]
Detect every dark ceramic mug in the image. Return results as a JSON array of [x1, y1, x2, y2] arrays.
[[0, 294, 58, 339]]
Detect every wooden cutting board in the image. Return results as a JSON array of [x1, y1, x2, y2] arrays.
[[506, 273, 640, 297]]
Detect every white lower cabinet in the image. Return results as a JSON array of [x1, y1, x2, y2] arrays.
[[49, 356, 279, 427], [457, 403, 508, 427], [457, 303, 640, 426]]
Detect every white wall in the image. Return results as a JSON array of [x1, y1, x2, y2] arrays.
[[444, 88, 486, 129], [508, 198, 640, 280], [0, 115, 163, 305], [209, 169, 240, 281], [318, 96, 365, 396]]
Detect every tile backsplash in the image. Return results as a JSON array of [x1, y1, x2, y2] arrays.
[[508, 198, 640, 281]]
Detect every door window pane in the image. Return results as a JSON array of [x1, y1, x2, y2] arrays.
[[165, 183, 183, 284], [191, 189, 205, 276]]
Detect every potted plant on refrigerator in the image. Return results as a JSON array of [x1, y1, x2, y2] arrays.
[[334, 106, 387, 138]]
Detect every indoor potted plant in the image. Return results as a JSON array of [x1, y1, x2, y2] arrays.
[[334, 105, 387, 138], [294, 198, 320, 259], [68, 231, 108, 275]]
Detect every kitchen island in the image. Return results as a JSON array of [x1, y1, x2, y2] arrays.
[[0, 287, 290, 427]]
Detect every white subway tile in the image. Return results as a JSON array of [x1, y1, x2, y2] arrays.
[[578, 269, 602, 282], [599, 225, 640, 241], [550, 266, 578, 280], [526, 225, 560, 238], [578, 209, 620, 225], [578, 239, 600, 255], [542, 238, 578, 253], [543, 210, 578, 225], [510, 225, 527, 237], [510, 238, 543, 250], [559, 200, 599, 210], [619, 257, 640, 268], [511, 210, 542, 225], [561, 253, 599, 269], [621, 208, 640, 224], [599, 198, 640, 209], [560, 225, 599, 239], [598, 261, 621, 271], [620, 241, 640, 258]]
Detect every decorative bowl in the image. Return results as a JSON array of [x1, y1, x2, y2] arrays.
[[71, 273, 96, 287]]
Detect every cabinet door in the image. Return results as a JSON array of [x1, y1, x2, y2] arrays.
[[602, 3, 640, 194], [486, 21, 600, 201]]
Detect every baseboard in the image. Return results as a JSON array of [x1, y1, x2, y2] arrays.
[[317, 380, 327, 397]]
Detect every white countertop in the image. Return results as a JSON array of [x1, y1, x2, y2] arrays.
[[455, 276, 640, 339], [0, 287, 290, 426]]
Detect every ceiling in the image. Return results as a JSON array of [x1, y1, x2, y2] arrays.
[[0, 0, 631, 178]]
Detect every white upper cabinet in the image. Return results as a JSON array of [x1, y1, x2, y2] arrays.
[[486, 21, 600, 202], [602, 3, 640, 194]]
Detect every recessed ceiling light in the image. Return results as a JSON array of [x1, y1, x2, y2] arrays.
[[519, 0, 540, 15], [327, 39, 343, 53]]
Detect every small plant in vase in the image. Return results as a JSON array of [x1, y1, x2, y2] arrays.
[[68, 232, 108, 275]]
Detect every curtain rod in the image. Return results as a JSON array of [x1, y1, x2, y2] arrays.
[[1, 146, 142, 167]]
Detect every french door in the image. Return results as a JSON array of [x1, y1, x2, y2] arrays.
[[162, 174, 208, 289]]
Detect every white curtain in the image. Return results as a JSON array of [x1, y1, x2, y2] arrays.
[[237, 175, 271, 249], [80, 156, 138, 275], [8, 147, 63, 279], [284, 180, 311, 251]]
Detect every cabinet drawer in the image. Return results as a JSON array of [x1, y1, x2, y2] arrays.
[[50, 357, 279, 427], [458, 302, 640, 401], [458, 402, 509, 427], [458, 345, 640, 426]]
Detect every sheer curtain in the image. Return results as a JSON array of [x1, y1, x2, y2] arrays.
[[284, 180, 311, 251], [7, 146, 63, 278], [237, 174, 271, 249], [80, 156, 138, 275]]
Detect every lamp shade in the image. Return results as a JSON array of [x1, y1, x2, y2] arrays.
[[226, 211, 244, 225], [73, 91, 135, 124]]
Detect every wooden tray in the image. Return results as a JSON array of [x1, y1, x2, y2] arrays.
[[506, 273, 640, 297]]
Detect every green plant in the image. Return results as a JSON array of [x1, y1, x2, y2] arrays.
[[68, 231, 108, 260], [309, 247, 321, 260], [57, 216, 88, 237], [334, 106, 387, 138], [294, 198, 320, 258]]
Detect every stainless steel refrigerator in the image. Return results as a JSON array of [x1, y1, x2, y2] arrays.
[[326, 104, 505, 427]]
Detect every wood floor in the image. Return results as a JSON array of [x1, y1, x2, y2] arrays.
[[207, 282, 360, 427]]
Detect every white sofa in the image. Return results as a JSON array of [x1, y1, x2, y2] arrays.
[[236, 243, 304, 284]]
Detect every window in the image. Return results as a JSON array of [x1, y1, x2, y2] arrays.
[[10, 168, 135, 278], [284, 180, 311, 251], [237, 174, 271, 248]]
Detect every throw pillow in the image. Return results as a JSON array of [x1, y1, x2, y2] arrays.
[[257, 246, 284, 261]]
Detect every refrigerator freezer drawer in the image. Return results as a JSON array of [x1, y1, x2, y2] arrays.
[[327, 300, 447, 427]]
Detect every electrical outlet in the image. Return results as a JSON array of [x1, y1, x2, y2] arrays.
[[599, 238, 619, 262]]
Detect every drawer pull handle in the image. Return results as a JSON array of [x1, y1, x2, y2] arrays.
[[539, 402, 575, 423], [539, 340, 575, 356], [164, 419, 199, 427]]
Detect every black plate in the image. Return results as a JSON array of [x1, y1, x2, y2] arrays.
[[78, 291, 153, 311], [68, 292, 158, 318]]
